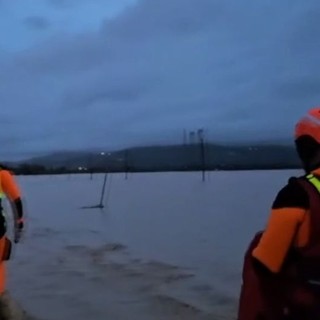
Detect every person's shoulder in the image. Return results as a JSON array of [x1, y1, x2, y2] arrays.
[[272, 176, 309, 210], [0, 164, 14, 175], [0, 169, 14, 176]]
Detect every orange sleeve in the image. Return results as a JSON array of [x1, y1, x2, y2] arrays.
[[0, 170, 21, 201], [252, 208, 306, 273]]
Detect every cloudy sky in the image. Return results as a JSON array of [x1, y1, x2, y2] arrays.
[[0, 0, 319, 159]]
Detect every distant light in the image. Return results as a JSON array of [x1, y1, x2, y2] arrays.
[[78, 167, 82, 171], [100, 152, 105, 156]]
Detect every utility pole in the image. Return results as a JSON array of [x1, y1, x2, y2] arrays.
[[183, 129, 187, 145], [189, 131, 195, 144], [124, 149, 129, 180], [198, 128, 206, 182]]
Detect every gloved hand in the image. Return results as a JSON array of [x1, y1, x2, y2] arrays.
[[14, 219, 23, 244], [284, 286, 319, 319]]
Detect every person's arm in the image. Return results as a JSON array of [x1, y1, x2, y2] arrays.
[[252, 180, 308, 273], [0, 170, 24, 242]]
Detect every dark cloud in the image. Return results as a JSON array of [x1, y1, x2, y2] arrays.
[[47, 0, 121, 9], [23, 16, 51, 30], [47, 0, 82, 9], [276, 77, 320, 101], [102, 0, 222, 40], [2, 0, 320, 158]]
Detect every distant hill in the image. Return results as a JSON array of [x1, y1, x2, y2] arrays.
[[8, 143, 302, 172]]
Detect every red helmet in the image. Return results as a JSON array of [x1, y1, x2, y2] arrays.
[[295, 107, 320, 143]]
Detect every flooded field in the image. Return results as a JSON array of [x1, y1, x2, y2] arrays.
[[4, 170, 302, 319]]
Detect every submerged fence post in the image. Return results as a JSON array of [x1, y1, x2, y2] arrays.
[[98, 172, 108, 208]]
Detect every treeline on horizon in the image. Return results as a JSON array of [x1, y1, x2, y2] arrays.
[[3, 162, 302, 176], [0, 143, 303, 175]]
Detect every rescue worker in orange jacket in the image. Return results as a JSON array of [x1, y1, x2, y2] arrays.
[[238, 107, 320, 319], [0, 166, 24, 294]]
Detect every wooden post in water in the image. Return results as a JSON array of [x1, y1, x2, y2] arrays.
[[98, 172, 108, 208], [87, 154, 93, 180], [80, 171, 109, 209]]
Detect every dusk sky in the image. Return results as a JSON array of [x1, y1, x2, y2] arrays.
[[0, 0, 319, 159]]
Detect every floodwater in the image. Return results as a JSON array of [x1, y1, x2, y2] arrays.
[[3, 170, 303, 319]]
